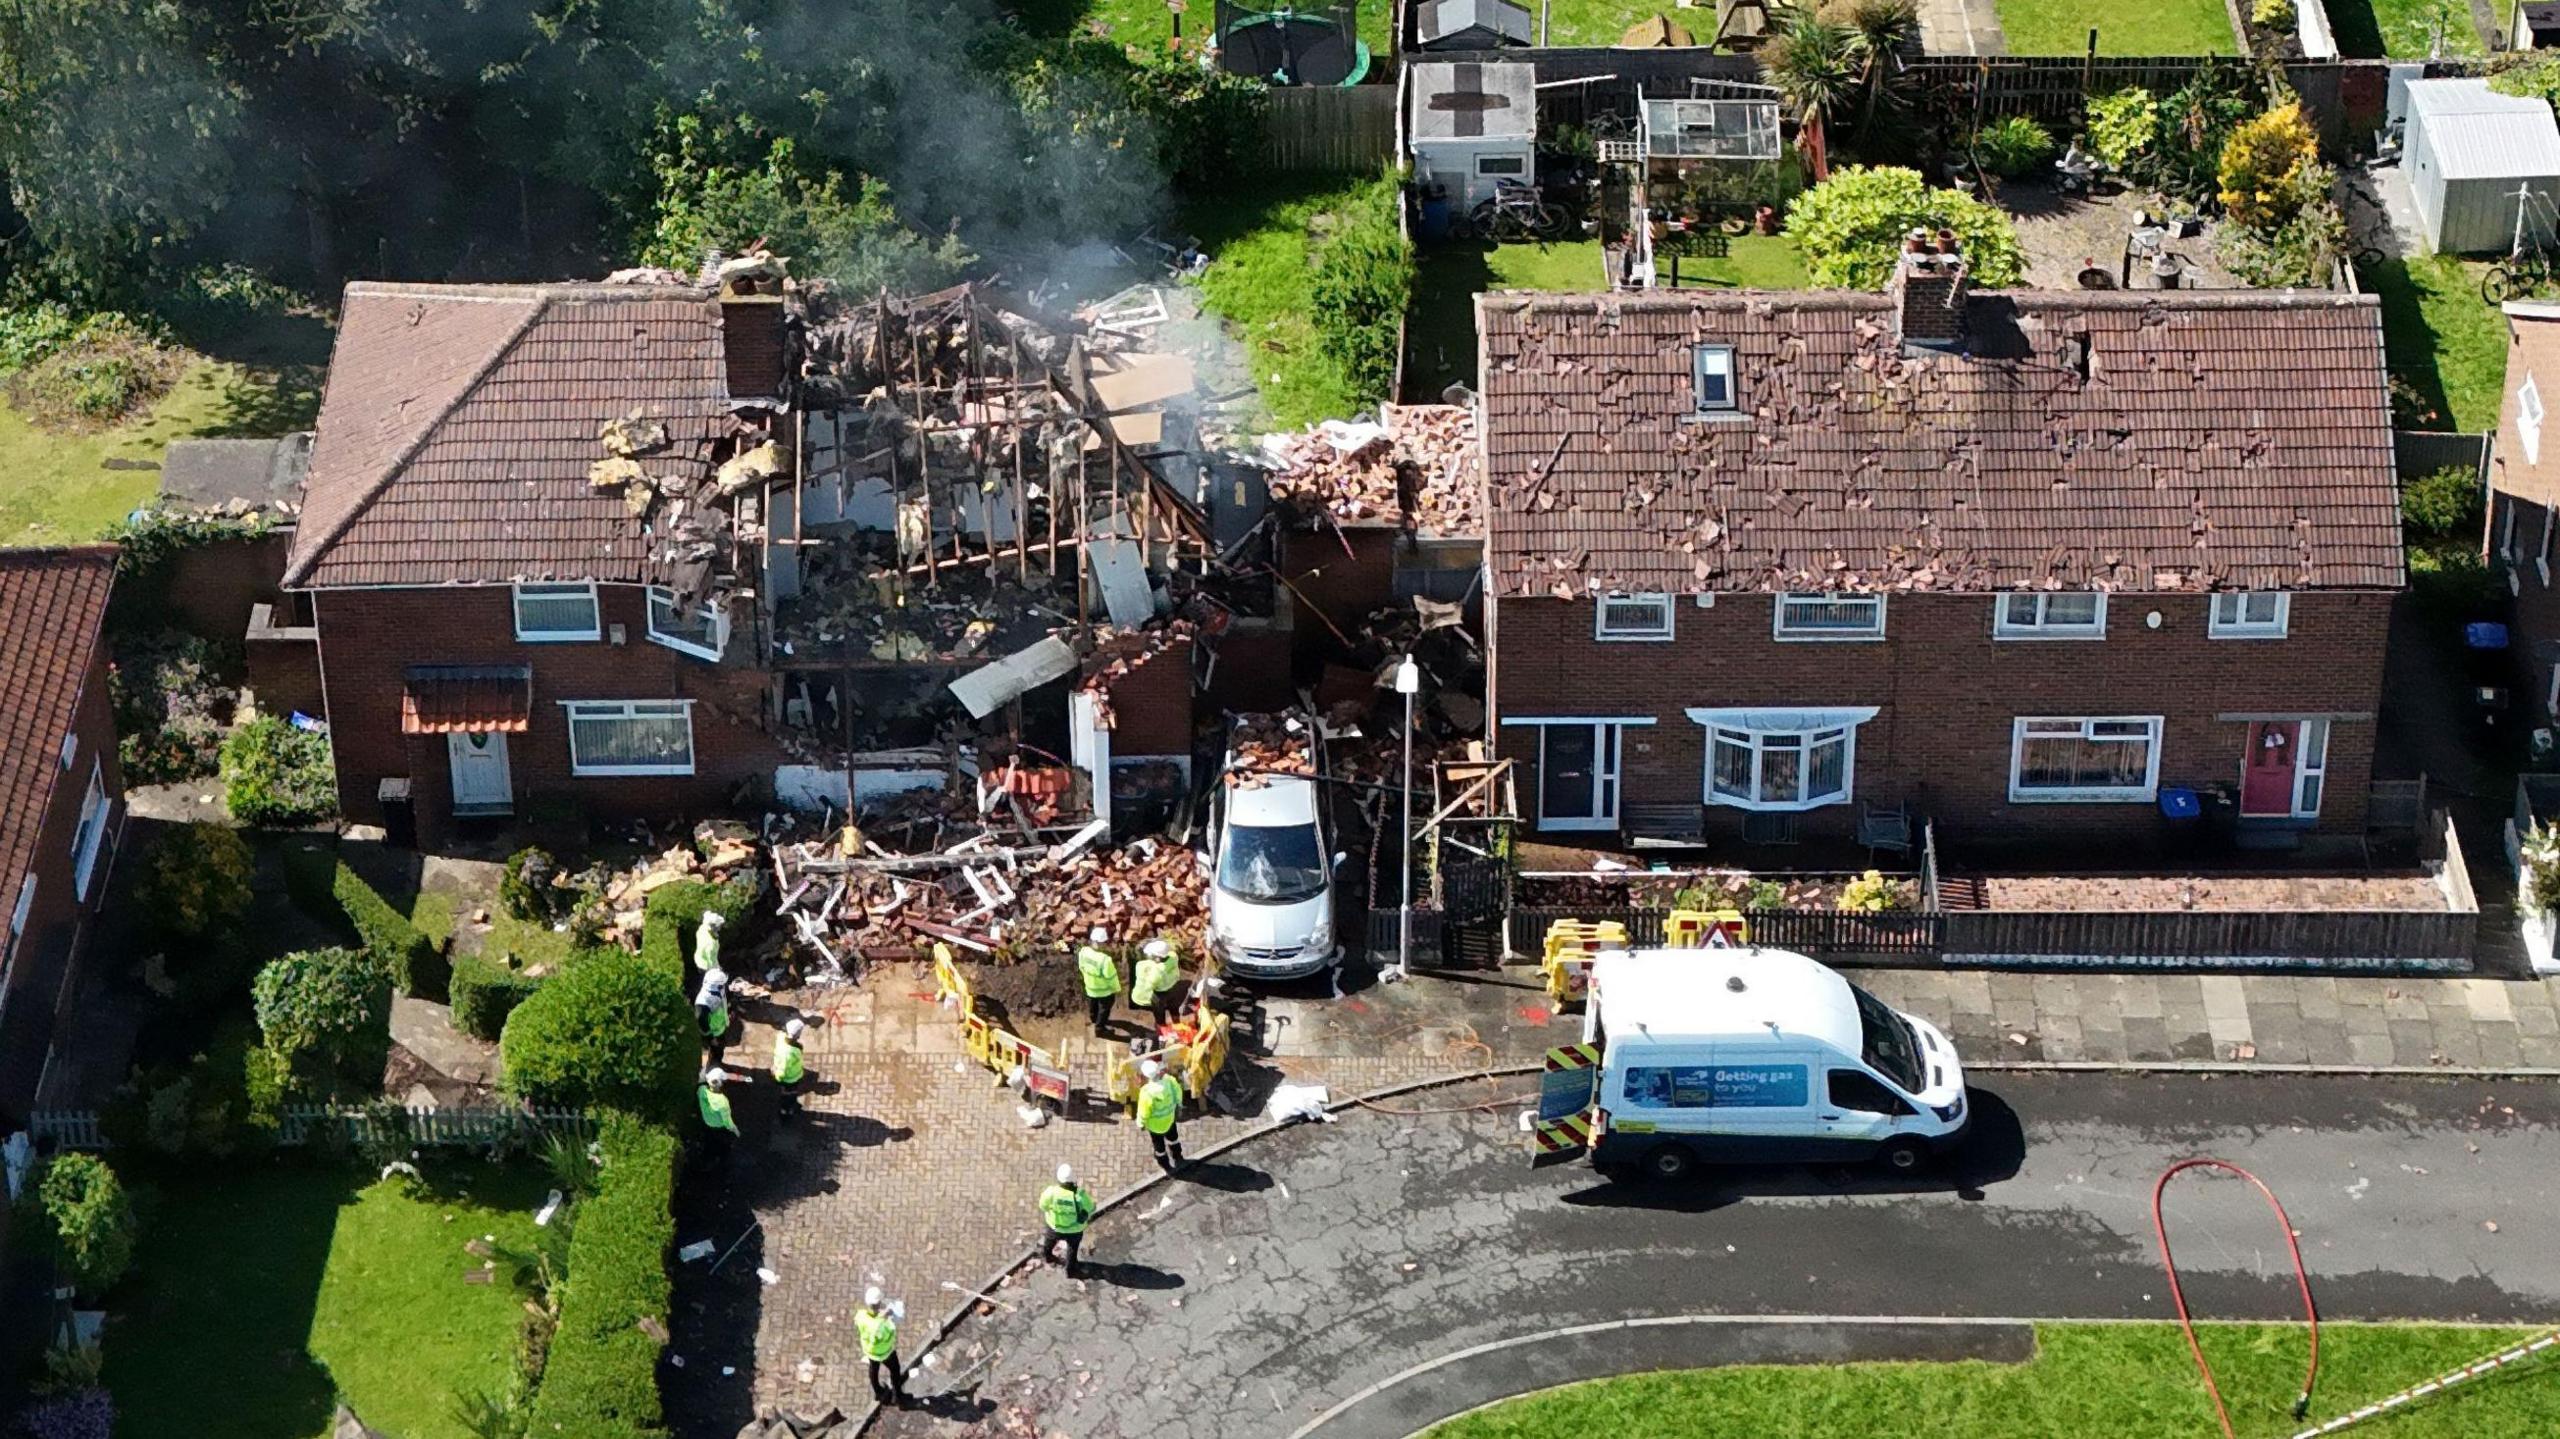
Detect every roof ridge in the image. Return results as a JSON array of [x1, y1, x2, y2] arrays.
[[0, 544, 120, 563], [343, 279, 714, 303], [280, 292, 552, 587]]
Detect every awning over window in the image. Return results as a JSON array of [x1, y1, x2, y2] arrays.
[[402, 665, 533, 734], [1684, 706, 1879, 733]]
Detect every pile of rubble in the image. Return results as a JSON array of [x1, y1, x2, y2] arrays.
[[594, 820, 766, 943], [1258, 403, 1482, 536], [1227, 711, 1316, 783], [774, 546, 1069, 661]]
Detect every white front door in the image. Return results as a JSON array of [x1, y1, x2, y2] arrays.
[[447, 732, 513, 814]]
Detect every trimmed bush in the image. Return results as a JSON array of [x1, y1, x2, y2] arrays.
[[334, 860, 447, 998], [1784, 166, 2025, 290], [34, 1154, 136, 1299], [453, 954, 545, 1042], [135, 821, 253, 945], [501, 950, 696, 1119], [220, 714, 336, 826], [526, 1110, 676, 1437], [637, 878, 755, 985], [252, 946, 393, 1093], [2218, 101, 2319, 229]]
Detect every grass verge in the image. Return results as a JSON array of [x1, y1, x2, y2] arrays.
[[1427, 1322, 2560, 1438], [1186, 169, 1404, 427], [105, 1161, 550, 1439], [1994, 0, 2237, 54], [2325, 0, 2481, 56], [2360, 252, 2510, 433]]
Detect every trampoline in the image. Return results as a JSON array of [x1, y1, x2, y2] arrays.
[[1214, 2, 1371, 87]]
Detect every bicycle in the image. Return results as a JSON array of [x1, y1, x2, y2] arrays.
[[2480, 182, 2560, 304], [1455, 178, 1567, 242]]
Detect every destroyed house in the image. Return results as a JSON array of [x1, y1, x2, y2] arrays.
[[287, 271, 1225, 846], [1475, 264, 2405, 850]]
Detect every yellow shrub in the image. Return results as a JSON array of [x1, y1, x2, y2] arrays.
[[2218, 101, 2319, 229]]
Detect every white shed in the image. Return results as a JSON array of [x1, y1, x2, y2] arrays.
[[2405, 78, 2560, 255], [1408, 61, 1537, 210]]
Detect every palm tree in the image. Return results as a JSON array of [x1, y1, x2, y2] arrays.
[[1841, 0, 1918, 144], [1763, 8, 1857, 177]]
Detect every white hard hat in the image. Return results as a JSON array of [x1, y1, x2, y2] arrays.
[[1089, 926, 1109, 943], [1142, 939, 1171, 958], [864, 1285, 884, 1308], [704, 966, 728, 985], [704, 1068, 728, 1087], [784, 1018, 805, 1039], [703, 910, 726, 928], [1056, 1162, 1074, 1184], [1140, 1059, 1162, 1079]]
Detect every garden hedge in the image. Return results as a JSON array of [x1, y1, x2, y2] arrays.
[[451, 954, 543, 1041], [219, 713, 337, 826], [500, 949, 697, 1118], [637, 878, 753, 985], [332, 859, 448, 998], [527, 1110, 676, 1438]]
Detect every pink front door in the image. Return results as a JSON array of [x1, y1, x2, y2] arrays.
[[2240, 721, 2300, 817]]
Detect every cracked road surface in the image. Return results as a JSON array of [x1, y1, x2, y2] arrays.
[[869, 1074, 2560, 1439]]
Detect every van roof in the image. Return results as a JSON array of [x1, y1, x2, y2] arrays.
[[1228, 776, 1318, 827], [1592, 948, 1863, 1055]]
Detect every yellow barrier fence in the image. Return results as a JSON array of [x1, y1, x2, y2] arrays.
[[1540, 919, 1627, 1008]]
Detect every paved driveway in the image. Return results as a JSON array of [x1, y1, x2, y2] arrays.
[[873, 1073, 2560, 1439]]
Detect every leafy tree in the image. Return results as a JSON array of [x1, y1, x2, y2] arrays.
[[251, 946, 392, 1092], [640, 115, 970, 294], [500, 949, 697, 1119], [2403, 465, 2485, 542], [2085, 88, 2160, 171], [1785, 166, 2026, 289], [2219, 102, 2319, 228], [2152, 59, 2259, 206], [33, 1154, 137, 1298]]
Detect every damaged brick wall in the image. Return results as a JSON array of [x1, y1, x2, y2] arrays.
[[1491, 590, 2391, 846], [314, 584, 780, 846]]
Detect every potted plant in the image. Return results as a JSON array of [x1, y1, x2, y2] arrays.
[[2521, 822, 2560, 973]]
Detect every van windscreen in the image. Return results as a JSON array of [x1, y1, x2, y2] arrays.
[[1218, 823, 1327, 904], [1852, 986, 1925, 1094]]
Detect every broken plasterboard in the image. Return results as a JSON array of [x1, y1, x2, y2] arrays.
[[948, 636, 1080, 718], [1084, 514, 1156, 629]]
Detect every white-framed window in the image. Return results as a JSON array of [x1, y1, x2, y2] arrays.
[[1993, 591, 2106, 640], [57, 731, 75, 770], [2295, 718, 2330, 818], [646, 587, 727, 661], [1594, 593, 1675, 642], [8, 873, 30, 941], [562, 700, 696, 776], [2207, 592, 2289, 639], [1475, 155, 1527, 177], [1773, 593, 1886, 640], [68, 760, 108, 902], [2522, 373, 2544, 466], [2010, 716, 2163, 802], [1692, 345, 1738, 413], [1707, 726, 1854, 811], [513, 582, 602, 642]]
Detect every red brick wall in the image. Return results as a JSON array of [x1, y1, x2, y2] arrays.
[[1094, 638, 1195, 757], [245, 603, 325, 720], [2495, 491, 2560, 724], [1490, 590, 2392, 845], [157, 530, 292, 644], [0, 647, 122, 1119], [312, 585, 779, 843]]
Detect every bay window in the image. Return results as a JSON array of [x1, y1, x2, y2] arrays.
[[1687, 706, 1875, 812]]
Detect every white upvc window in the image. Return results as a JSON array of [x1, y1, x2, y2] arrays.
[[1692, 345, 1738, 413], [8, 873, 30, 942], [57, 731, 75, 770], [2523, 373, 2545, 466], [513, 582, 602, 642], [2010, 716, 2163, 802], [1687, 706, 1876, 814], [1993, 591, 2106, 640], [68, 760, 108, 901], [1773, 593, 1886, 640], [2207, 591, 2289, 639], [1594, 592, 1675, 642], [646, 587, 728, 661], [562, 700, 696, 776]]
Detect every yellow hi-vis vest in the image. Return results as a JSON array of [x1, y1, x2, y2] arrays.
[[772, 1036, 805, 1085], [1132, 952, 1180, 1005], [855, 1306, 898, 1361], [1137, 1074, 1182, 1134], [697, 1085, 737, 1133], [1076, 946, 1121, 998], [1040, 1182, 1092, 1233]]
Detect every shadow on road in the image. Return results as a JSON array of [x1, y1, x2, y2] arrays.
[[1554, 1086, 2028, 1214], [1179, 1160, 1275, 1193], [902, 1386, 999, 1424], [1077, 1260, 1187, 1291]]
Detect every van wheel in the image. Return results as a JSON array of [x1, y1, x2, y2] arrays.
[[1879, 1138, 1928, 1174], [1644, 1144, 1698, 1181]]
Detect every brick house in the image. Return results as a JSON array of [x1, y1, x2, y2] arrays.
[[0, 548, 123, 1121], [284, 281, 787, 845], [1474, 258, 2404, 851], [2487, 301, 2560, 727]]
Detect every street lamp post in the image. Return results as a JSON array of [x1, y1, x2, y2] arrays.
[[1391, 656, 1421, 983]]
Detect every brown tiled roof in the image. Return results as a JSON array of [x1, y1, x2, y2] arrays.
[[402, 665, 533, 734], [1476, 289, 2405, 597], [284, 282, 733, 588], [2493, 302, 2560, 508], [0, 547, 116, 906]]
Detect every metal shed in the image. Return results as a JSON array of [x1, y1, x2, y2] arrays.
[[1408, 61, 1538, 210], [2405, 78, 2560, 255]]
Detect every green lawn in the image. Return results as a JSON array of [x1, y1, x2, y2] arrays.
[[2326, 0, 2481, 56], [107, 1162, 551, 1439], [2361, 252, 2510, 433], [1429, 1323, 2560, 1439], [0, 358, 318, 547], [1405, 235, 1808, 398], [1186, 170, 1402, 428], [1994, 0, 2236, 54]]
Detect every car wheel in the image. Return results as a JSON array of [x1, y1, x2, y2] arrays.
[[1645, 1143, 1697, 1181], [1879, 1138, 1928, 1174]]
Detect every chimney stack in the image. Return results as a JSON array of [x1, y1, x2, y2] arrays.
[[1889, 228, 1969, 354], [715, 255, 789, 402]]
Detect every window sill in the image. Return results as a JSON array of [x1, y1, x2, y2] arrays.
[[1772, 632, 1887, 643], [646, 632, 725, 662], [515, 632, 602, 644], [2205, 631, 2287, 641], [1707, 793, 1850, 814], [1594, 633, 1675, 644], [570, 765, 697, 778], [1679, 411, 1752, 425], [1537, 816, 1620, 832], [1991, 631, 2108, 642], [2007, 789, 2156, 804]]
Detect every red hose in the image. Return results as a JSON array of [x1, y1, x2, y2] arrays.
[[2152, 1158, 2323, 1438]]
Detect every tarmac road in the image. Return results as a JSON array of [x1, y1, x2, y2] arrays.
[[870, 1073, 2560, 1439]]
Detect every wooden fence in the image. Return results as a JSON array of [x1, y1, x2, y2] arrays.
[[25, 1104, 590, 1153], [1263, 86, 1397, 173], [1938, 908, 2476, 971]]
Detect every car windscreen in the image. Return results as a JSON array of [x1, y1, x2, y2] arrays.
[[1852, 985, 1925, 1094], [1217, 822, 1327, 904]]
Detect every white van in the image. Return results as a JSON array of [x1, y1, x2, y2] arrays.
[[1577, 947, 1968, 1180], [1205, 716, 1339, 981]]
